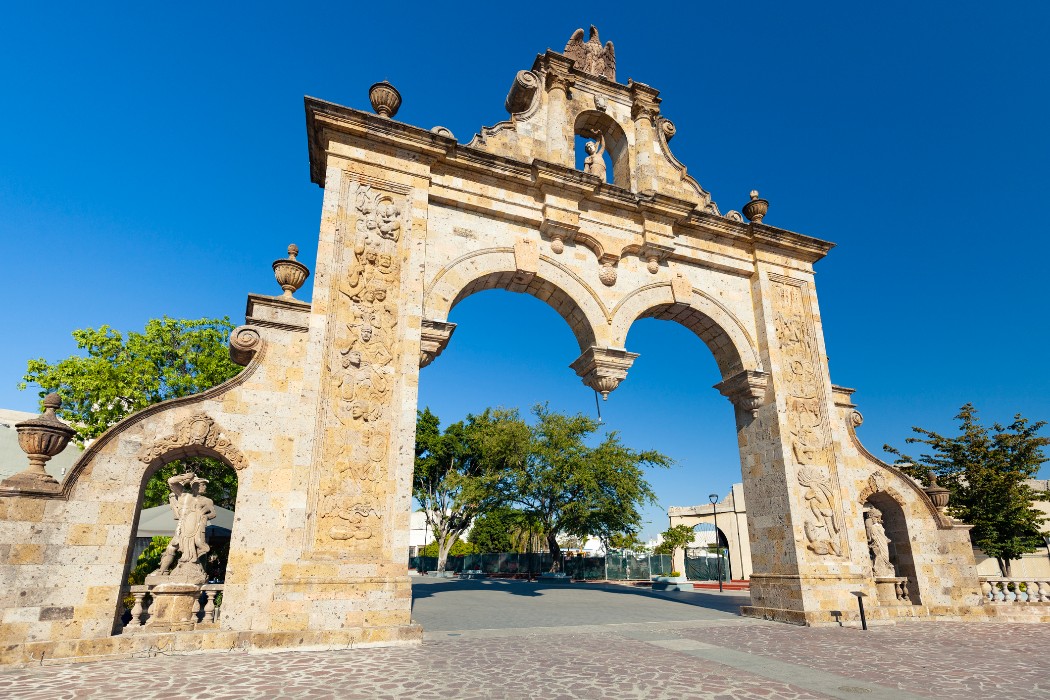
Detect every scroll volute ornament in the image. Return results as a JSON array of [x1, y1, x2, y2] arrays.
[[273, 244, 310, 299], [7, 393, 75, 488]]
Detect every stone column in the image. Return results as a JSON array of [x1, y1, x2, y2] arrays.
[[544, 68, 575, 168], [271, 150, 428, 638], [629, 82, 661, 194], [738, 265, 868, 625]]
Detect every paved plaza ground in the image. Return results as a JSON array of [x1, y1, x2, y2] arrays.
[[1, 577, 1047, 699]]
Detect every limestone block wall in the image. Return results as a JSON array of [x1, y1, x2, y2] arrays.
[[830, 387, 983, 612], [0, 310, 314, 647]]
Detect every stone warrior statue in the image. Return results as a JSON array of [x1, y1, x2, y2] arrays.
[[151, 472, 217, 584], [583, 129, 607, 181], [864, 508, 895, 578]]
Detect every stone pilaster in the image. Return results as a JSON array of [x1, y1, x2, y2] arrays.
[[543, 54, 576, 168]]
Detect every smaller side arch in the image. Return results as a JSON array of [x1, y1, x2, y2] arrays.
[[610, 282, 761, 380]]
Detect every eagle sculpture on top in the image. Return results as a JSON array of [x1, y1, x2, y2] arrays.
[[564, 26, 616, 81]]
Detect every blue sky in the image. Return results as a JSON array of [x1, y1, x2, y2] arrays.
[[2, 3, 1047, 539]]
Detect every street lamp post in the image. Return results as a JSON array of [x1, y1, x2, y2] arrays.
[[709, 493, 723, 593]]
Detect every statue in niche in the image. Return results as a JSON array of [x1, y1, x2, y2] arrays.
[[564, 26, 616, 81], [583, 129, 607, 181], [149, 472, 217, 584], [864, 508, 895, 577]]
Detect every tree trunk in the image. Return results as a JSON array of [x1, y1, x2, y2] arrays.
[[998, 557, 1012, 578], [436, 533, 454, 573], [547, 532, 561, 572]]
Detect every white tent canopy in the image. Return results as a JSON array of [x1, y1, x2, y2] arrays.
[[135, 504, 235, 538]]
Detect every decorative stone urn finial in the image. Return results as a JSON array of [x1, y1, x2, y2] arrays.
[[369, 81, 402, 119], [5, 393, 76, 489], [742, 190, 769, 223], [923, 473, 950, 512], [272, 244, 310, 299]]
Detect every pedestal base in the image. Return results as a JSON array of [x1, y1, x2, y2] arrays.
[[144, 583, 201, 632]]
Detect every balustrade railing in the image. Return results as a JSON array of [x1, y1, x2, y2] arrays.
[[121, 583, 223, 632], [980, 577, 1050, 604]]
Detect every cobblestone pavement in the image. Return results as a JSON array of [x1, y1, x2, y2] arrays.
[[1, 579, 1046, 699]]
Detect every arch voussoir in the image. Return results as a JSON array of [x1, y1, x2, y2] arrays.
[[422, 248, 605, 357]]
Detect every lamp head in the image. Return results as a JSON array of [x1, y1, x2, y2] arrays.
[[708, 493, 718, 504]]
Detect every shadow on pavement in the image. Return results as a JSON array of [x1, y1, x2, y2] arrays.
[[410, 577, 749, 615]]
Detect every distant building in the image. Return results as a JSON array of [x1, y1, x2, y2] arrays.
[[671, 481, 1050, 580]]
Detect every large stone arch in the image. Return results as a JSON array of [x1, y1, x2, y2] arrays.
[[0, 30, 1010, 667], [423, 246, 606, 353], [610, 282, 761, 380]]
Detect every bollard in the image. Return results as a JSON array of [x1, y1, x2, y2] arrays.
[[851, 591, 868, 630]]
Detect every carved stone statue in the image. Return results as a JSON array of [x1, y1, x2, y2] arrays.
[[583, 129, 607, 181], [564, 26, 616, 81], [864, 508, 895, 578], [149, 472, 217, 584]]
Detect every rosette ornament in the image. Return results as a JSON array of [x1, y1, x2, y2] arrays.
[[5, 393, 75, 489], [273, 244, 310, 299]]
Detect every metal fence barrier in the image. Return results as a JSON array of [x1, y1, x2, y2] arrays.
[[410, 552, 674, 580]]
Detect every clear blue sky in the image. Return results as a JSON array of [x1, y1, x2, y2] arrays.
[[2, 3, 1047, 540]]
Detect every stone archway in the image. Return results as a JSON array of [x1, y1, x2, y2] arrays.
[[0, 28, 995, 665]]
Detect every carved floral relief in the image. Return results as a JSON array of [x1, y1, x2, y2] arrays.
[[313, 179, 407, 551], [138, 413, 247, 471], [771, 278, 845, 558]]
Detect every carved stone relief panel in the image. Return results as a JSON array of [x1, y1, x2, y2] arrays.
[[770, 275, 847, 559], [311, 177, 408, 553], [139, 413, 247, 471]]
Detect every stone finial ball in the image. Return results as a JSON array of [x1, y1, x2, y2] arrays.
[[43, 393, 61, 410], [288, 244, 299, 260], [750, 190, 760, 200]]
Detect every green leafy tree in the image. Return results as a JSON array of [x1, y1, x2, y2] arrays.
[[23, 316, 244, 584], [503, 405, 671, 570], [653, 524, 694, 558], [128, 536, 171, 586], [885, 403, 1049, 576], [420, 537, 476, 557], [20, 316, 242, 443], [414, 407, 530, 572], [468, 507, 524, 553], [143, 462, 238, 511], [607, 530, 648, 553]]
